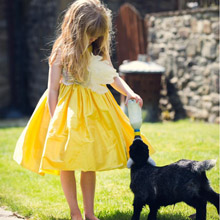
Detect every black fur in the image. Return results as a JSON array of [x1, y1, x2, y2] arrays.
[[129, 139, 219, 220]]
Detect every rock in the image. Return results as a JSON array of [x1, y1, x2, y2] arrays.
[[170, 77, 178, 84], [183, 15, 191, 27], [211, 106, 219, 114], [186, 43, 197, 57], [188, 81, 198, 90], [170, 27, 178, 34], [215, 117, 220, 124], [201, 40, 217, 59], [160, 89, 167, 96], [191, 17, 197, 32], [178, 69, 185, 77], [148, 29, 156, 42], [175, 43, 186, 52], [203, 20, 212, 34], [189, 95, 200, 106], [176, 57, 185, 68], [195, 57, 207, 66], [208, 114, 217, 123], [194, 76, 203, 82], [180, 95, 188, 105], [149, 44, 161, 59], [210, 75, 219, 93], [184, 105, 198, 117], [198, 86, 210, 95], [178, 27, 191, 39], [212, 22, 219, 40], [196, 109, 209, 120], [159, 98, 168, 106], [209, 63, 219, 76], [210, 93, 219, 105], [197, 20, 204, 33], [148, 16, 155, 27], [202, 95, 212, 102], [167, 103, 172, 110], [202, 101, 212, 110]]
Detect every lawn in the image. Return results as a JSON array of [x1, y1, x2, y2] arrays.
[[0, 119, 219, 220]]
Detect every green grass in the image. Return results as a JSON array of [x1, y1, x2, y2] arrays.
[[0, 119, 219, 220]]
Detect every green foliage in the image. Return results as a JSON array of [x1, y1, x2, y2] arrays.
[[0, 120, 219, 220]]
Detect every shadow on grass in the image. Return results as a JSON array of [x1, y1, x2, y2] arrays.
[[47, 210, 191, 220]]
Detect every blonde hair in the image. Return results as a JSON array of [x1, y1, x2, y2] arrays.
[[49, 0, 113, 83]]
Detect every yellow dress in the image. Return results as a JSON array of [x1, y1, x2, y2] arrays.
[[13, 45, 155, 176]]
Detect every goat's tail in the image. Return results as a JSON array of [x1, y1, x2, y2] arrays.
[[193, 159, 217, 173]]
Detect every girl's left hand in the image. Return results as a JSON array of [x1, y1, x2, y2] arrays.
[[125, 92, 143, 108]]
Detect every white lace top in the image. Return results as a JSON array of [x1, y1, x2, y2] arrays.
[[61, 50, 119, 94]]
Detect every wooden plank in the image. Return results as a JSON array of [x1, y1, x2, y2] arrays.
[[115, 3, 147, 66]]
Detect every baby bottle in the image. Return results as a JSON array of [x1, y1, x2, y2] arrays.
[[127, 99, 156, 168], [127, 99, 142, 138]]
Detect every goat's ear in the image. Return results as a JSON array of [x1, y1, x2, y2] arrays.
[[127, 158, 134, 168]]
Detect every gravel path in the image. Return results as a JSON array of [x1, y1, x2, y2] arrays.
[[0, 207, 25, 220]]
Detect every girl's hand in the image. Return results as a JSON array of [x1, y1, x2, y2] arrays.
[[125, 92, 143, 108]]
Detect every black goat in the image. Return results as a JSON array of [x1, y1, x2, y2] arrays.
[[129, 138, 219, 220]]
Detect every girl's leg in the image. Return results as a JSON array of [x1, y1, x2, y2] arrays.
[[60, 170, 83, 220], [80, 171, 99, 220]]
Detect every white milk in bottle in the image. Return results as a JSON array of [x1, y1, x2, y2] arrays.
[[127, 99, 142, 134]]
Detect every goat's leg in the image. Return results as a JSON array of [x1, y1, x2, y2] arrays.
[[131, 196, 144, 220], [195, 200, 207, 220], [147, 205, 158, 220], [202, 187, 219, 214]]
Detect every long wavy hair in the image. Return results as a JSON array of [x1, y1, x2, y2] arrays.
[[48, 0, 113, 83]]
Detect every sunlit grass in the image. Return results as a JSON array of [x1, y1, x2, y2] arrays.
[[0, 119, 219, 219]]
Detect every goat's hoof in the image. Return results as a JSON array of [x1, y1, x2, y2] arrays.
[[188, 213, 196, 219]]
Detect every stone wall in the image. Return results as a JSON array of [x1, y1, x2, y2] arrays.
[[26, 0, 59, 110], [0, 0, 11, 110], [147, 7, 219, 123]]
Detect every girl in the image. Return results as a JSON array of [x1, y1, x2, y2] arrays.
[[13, 0, 155, 220]]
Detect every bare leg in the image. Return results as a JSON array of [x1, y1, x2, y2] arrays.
[[80, 171, 99, 220], [60, 170, 83, 220]]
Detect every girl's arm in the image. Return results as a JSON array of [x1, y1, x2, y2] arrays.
[[47, 52, 62, 118], [103, 52, 143, 107], [110, 76, 143, 107]]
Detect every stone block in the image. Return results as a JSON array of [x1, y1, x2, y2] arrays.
[[195, 57, 208, 66], [203, 20, 212, 34], [208, 114, 217, 123], [202, 101, 212, 110], [201, 40, 217, 59], [184, 105, 198, 117], [178, 27, 191, 39], [183, 15, 191, 27], [211, 106, 220, 115], [188, 81, 198, 90], [197, 20, 204, 33], [186, 42, 197, 56], [202, 95, 212, 102], [198, 85, 210, 95], [191, 17, 197, 33], [177, 69, 184, 77], [170, 77, 178, 84], [215, 117, 220, 124], [180, 95, 188, 105], [195, 109, 209, 120], [211, 22, 219, 40], [210, 93, 219, 105]]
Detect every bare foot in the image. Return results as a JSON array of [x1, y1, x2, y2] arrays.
[[71, 214, 84, 220], [85, 215, 100, 220]]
